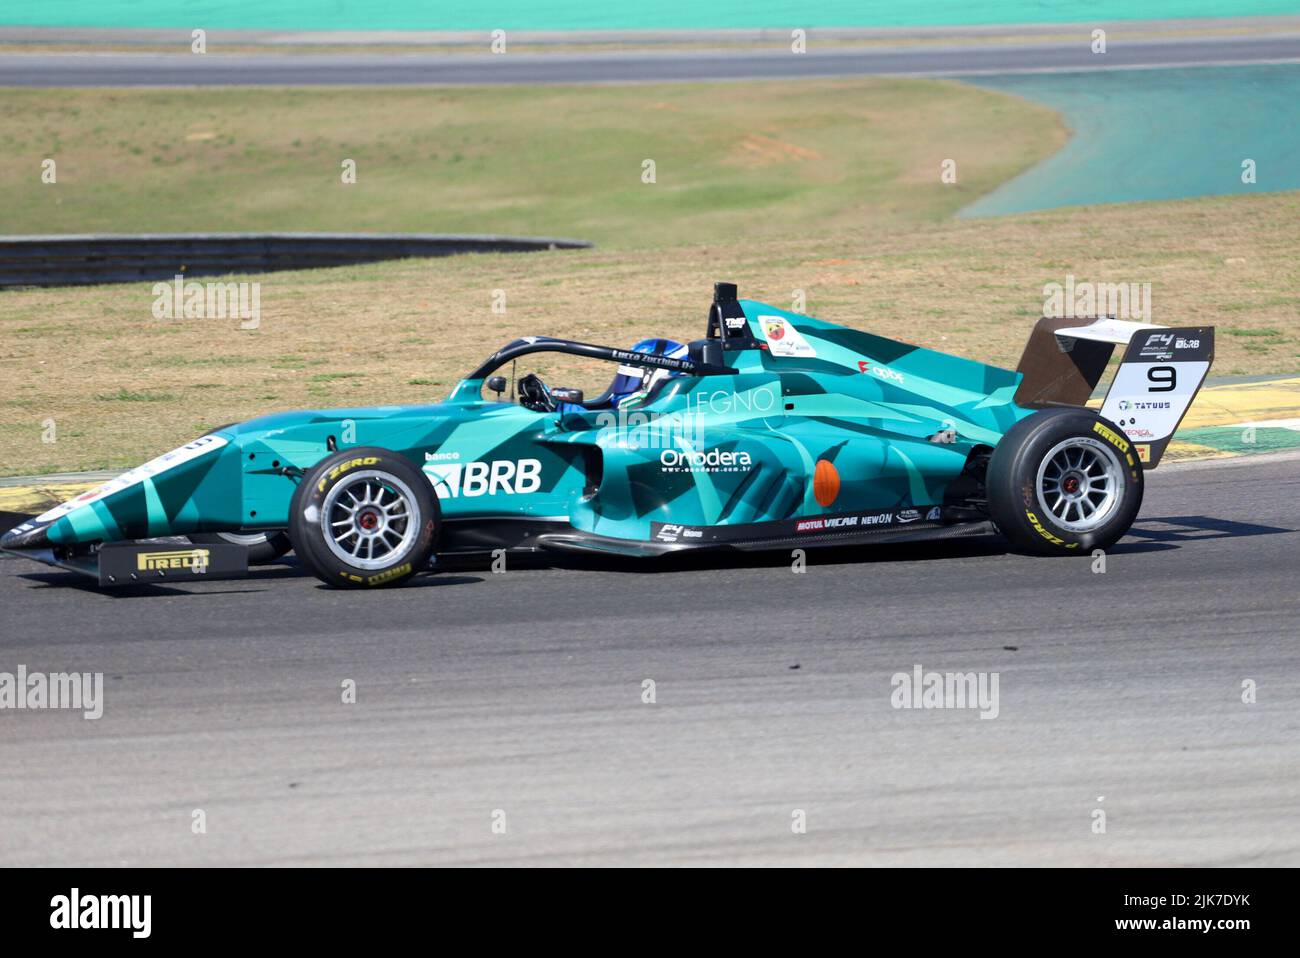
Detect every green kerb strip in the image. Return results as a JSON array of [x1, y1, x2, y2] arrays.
[[8, 2, 1299, 31], [1176, 426, 1300, 455]]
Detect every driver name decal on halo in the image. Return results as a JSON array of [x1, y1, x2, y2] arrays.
[[758, 315, 817, 358], [425, 458, 543, 498]]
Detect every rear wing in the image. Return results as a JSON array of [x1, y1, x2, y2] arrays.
[[1013, 316, 1214, 468]]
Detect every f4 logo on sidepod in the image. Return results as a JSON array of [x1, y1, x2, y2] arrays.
[[425, 458, 542, 498]]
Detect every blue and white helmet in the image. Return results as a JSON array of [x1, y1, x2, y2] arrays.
[[608, 338, 690, 405], [552, 338, 689, 414]]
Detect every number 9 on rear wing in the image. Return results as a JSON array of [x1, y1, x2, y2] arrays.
[[1013, 316, 1214, 467]]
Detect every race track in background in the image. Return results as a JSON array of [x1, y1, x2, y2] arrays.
[[0, 451, 1297, 866], [961, 64, 1300, 216], [7, 2, 1299, 31], [4, 33, 1300, 86]]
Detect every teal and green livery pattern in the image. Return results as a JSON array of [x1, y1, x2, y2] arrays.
[[2, 298, 1037, 554]]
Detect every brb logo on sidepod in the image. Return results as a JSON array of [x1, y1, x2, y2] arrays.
[[425, 457, 543, 498]]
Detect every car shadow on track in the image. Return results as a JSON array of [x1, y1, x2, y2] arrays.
[[443, 535, 1014, 575], [8, 515, 1288, 592], [1122, 514, 1293, 544], [440, 513, 1293, 575], [14, 563, 484, 597]]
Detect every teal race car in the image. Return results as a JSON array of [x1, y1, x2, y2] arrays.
[[1, 283, 1213, 588]]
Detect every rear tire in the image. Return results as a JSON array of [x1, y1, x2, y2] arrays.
[[188, 531, 292, 565], [987, 408, 1143, 555], [289, 447, 439, 588]]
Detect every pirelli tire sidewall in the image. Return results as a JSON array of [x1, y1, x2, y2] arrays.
[[987, 408, 1144, 556], [289, 446, 440, 589]]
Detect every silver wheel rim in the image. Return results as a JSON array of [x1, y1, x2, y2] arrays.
[[216, 531, 275, 547], [1035, 436, 1124, 533], [320, 470, 420, 570]]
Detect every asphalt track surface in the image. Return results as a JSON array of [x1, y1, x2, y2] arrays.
[[1, 451, 1296, 866], [3, 34, 1300, 86]]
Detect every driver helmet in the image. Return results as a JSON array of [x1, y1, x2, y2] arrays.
[[610, 338, 688, 409]]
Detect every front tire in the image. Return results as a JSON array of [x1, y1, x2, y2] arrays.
[[289, 447, 439, 588], [987, 408, 1143, 555]]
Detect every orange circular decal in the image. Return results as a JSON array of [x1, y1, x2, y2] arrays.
[[813, 459, 840, 507]]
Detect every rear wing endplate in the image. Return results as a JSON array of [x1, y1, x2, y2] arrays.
[[1014, 316, 1214, 468]]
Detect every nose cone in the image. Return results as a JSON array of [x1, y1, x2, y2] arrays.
[[1, 433, 235, 556], [1, 488, 116, 552], [1, 519, 51, 552]]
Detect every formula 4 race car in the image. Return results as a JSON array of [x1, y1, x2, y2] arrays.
[[2, 283, 1214, 588]]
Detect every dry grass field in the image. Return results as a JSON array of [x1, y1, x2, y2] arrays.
[[0, 79, 1058, 244], [1, 78, 1297, 475], [2, 190, 1297, 475]]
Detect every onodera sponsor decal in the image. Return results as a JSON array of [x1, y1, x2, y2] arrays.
[[659, 448, 752, 473]]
